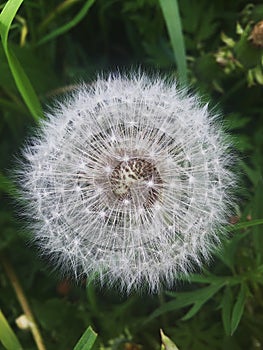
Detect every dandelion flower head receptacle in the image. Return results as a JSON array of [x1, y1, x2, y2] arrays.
[[19, 73, 235, 293]]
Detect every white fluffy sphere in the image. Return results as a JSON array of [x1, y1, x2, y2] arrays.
[[19, 74, 235, 293]]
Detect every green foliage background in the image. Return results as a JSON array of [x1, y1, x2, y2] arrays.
[[0, 0, 263, 349]]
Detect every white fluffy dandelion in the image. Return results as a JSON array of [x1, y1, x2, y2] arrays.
[[18, 73, 235, 293]]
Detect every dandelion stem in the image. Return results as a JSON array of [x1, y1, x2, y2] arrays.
[[0, 253, 47, 350]]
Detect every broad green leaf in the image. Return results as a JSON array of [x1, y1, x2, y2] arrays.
[[0, 310, 23, 350], [0, 0, 42, 121], [230, 283, 247, 335], [37, 0, 95, 45], [159, 0, 187, 84], [73, 326, 97, 350], [221, 286, 233, 336]]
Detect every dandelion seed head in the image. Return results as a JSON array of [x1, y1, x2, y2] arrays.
[[18, 73, 236, 293]]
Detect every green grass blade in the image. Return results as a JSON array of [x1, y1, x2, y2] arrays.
[[228, 219, 263, 231], [0, 310, 23, 350], [159, 0, 187, 84], [73, 326, 97, 350], [37, 0, 95, 46], [0, 0, 42, 121]]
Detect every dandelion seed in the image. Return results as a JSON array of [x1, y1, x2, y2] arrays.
[[17, 73, 236, 293]]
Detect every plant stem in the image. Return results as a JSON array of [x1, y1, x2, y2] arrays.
[[0, 253, 46, 350]]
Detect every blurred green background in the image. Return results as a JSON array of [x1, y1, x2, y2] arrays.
[[0, 0, 263, 349]]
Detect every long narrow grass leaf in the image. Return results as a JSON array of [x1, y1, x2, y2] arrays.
[[37, 0, 95, 45], [159, 0, 187, 84], [73, 326, 97, 350], [0, 310, 23, 350], [228, 219, 263, 231], [0, 0, 42, 121]]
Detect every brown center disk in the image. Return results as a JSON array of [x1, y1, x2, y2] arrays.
[[110, 158, 162, 208]]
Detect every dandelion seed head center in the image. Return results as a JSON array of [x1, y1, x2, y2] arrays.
[[109, 157, 162, 207]]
